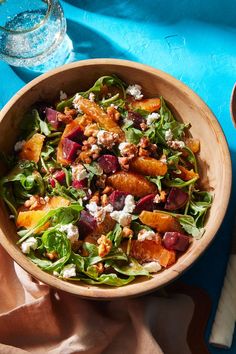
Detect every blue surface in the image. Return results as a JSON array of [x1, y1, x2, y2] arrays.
[[0, 1, 236, 353]]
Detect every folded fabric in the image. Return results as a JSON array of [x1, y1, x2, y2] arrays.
[[0, 245, 211, 354]]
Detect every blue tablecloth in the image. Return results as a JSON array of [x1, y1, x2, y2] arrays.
[[0, 1, 236, 353]]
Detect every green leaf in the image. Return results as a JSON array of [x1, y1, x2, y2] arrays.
[[146, 176, 163, 191], [80, 273, 135, 286], [189, 191, 213, 228], [84, 162, 103, 176], [21, 109, 51, 138], [112, 258, 150, 276], [131, 221, 152, 236], [107, 223, 123, 247]]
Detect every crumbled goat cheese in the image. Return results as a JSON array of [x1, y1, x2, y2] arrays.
[[90, 144, 100, 154], [59, 223, 79, 244], [119, 142, 131, 155], [123, 195, 136, 213], [21, 237, 38, 254], [59, 90, 67, 100], [126, 84, 143, 100], [165, 129, 173, 141], [142, 261, 162, 273], [160, 155, 167, 164], [96, 130, 119, 149], [167, 140, 185, 149], [110, 103, 118, 109], [110, 210, 132, 227], [146, 112, 160, 126], [89, 92, 95, 101], [14, 140, 25, 152], [72, 164, 89, 181], [61, 264, 76, 278], [110, 195, 135, 226], [86, 202, 113, 224], [137, 230, 156, 241], [72, 93, 83, 113]]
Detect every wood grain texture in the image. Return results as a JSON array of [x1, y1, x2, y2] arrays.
[[0, 59, 232, 299]]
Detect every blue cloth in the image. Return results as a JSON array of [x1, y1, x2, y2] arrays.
[[0, 1, 236, 352]]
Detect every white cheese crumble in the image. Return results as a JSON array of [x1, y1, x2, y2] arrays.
[[118, 142, 131, 156], [160, 154, 167, 164], [110, 195, 135, 227], [96, 130, 119, 149], [21, 237, 38, 254], [88, 92, 95, 101], [146, 112, 160, 126], [137, 230, 156, 241], [14, 140, 26, 152], [126, 84, 143, 100], [59, 90, 67, 100], [61, 264, 76, 278], [165, 129, 173, 141], [71, 164, 89, 181], [109, 210, 132, 227], [72, 93, 83, 113], [167, 140, 185, 150], [59, 223, 79, 244], [90, 144, 100, 154], [142, 261, 162, 273], [86, 201, 113, 224], [110, 103, 118, 109]]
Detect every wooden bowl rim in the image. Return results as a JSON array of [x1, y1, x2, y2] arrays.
[[0, 59, 232, 299]]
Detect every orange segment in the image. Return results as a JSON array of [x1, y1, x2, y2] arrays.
[[17, 210, 49, 231], [129, 239, 176, 268], [130, 157, 167, 177], [139, 211, 182, 233], [77, 97, 125, 140], [185, 138, 200, 153], [19, 133, 45, 163], [178, 165, 199, 181], [107, 171, 157, 197], [130, 98, 161, 113]]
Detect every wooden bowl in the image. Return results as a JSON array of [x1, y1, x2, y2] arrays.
[[0, 59, 231, 299]]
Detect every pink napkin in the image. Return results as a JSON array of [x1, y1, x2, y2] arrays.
[[0, 245, 210, 354]]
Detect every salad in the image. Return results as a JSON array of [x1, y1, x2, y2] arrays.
[[0, 75, 212, 286]]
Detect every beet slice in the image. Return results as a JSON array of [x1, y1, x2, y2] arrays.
[[45, 107, 60, 129], [65, 125, 85, 144], [134, 193, 156, 214], [62, 138, 81, 162], [72, 179, 88, 189], [109, 190, 128, 210], [53, 170, 66, 184], [164, 187, 188, 211], [128, 111, 144, 129], [78, 211, 97, 238], [163, 232, 190, 252], [98, 155, 119, 174]]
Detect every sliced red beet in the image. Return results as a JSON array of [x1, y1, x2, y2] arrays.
[[109, 190, 128, 210], [53, 170, 65, 184], [98, 155, 119, 174], [134, 194, 156, 214], [72, 179, 88, 189], [163, 232, 190, 252], [45, 107, 60, 129], [62, 138, 81, 162], [78, 211, 97, 238], [164, 187, 188, 211], [128, 111, 144, 129], [65, 125, 85, 144], [49, 178, 56, 188]]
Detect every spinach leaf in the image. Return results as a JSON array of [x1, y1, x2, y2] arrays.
[[112, 258, 150, 277], [107, 223, 123, 247]]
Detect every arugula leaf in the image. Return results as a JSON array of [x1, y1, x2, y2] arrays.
[[80, 273, 135, 286], [146, 176, 163, 191], [131, 221, 152, 236], [107, 223, 123, 247], [189, 191, 213, 228], [84, 162, 103, 177], [21, 109, 51, 138], [163, 176, 198, 188]]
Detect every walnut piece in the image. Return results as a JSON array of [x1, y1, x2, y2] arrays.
[[97, 235, 112, 257], [24, 195, 46, 210], [107, 106, 120, 122]]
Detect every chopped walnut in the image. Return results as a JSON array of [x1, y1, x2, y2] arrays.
[[154, 190, 167, 204], [118, 156, 130, 171], [93, 262, 104, 274], [90, 191, 100, 204], [122, 227, 134, 238], [84, 123, 100, 137], [97, 235, 112, 257], [102, 186, 114, 195], [138, 137, 157, 156], [46, 251, 58, 260], [101, 194, 108, 206], [96, 174, 107, 189], [97, 130, 119, 149], [107, 106, 120, 122], [57, 112, 73, 124], [140, 122, 148, 131], [24, 195, 46, 210], [119, 142, 138, 159], [138, 147, 150, 157], [64, 107, 77, 117], [78, 151, 92, 164], [139, 137, 150, 149]]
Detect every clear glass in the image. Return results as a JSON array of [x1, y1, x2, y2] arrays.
[[0, 0, 73, 72]]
